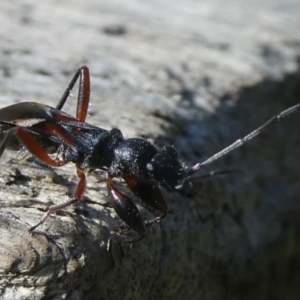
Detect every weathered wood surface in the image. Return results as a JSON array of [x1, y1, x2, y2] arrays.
[[0, 0, 299, 299]]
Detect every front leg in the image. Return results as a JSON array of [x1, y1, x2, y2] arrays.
[[107, 175, 146, 237], [124, 175, 167, 223]]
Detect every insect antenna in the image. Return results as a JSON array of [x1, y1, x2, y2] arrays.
[[187, 168, 240, 181], [186, 103, 300, 178]]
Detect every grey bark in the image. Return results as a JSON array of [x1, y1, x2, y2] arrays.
[[0, 0, 299, 299]]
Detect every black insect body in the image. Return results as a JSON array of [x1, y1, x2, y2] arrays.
[[0, 66, 299, 241]]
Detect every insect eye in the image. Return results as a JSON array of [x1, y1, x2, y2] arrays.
[[146, 163, 154, 171]]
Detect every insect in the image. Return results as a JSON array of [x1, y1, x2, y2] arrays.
[[0, 66, 299, 241]]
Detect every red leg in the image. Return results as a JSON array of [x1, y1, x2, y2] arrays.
[[29, 164, 87, 232], [56, 66, 90, 122], [74, 165, 87, 200], [75, 66, 90, 122], [0, 127, 67, 166]]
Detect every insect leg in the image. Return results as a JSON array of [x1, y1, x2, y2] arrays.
[[29, 164, 87, 232], [0, 126, 67, 167], [124, 175, 167, 225], [56, 66, 90, 122], [107, 175, 146, 237]]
